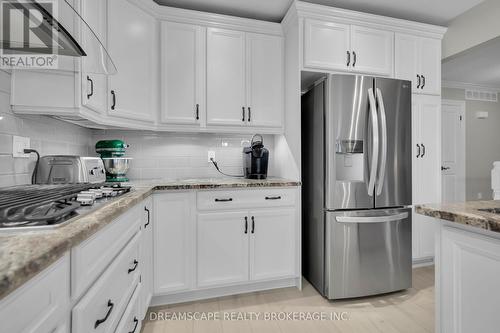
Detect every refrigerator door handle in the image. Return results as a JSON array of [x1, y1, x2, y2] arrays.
[[367, 88, 379, 196], [335, 212, 409, 223], [375, 88, 388, 196]]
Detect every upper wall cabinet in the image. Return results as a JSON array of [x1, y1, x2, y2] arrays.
[[303, 19, 393, 76], [206, 28, 284, 130], [395, 34, 441, 95], [160, 22, 205, 126], [107, 0, 157, 123]]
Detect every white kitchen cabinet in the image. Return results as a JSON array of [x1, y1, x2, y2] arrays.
[[0, 254, 70, 333], [246, 33, 284, 128], [207, 28, 247, 126], [80, 0, 107, 114], [350, 25, 393, 76], [250, 208, 296, 280], [395, 34, 441, 95], [154, 192, 194, 294], [303, 19, 393, 76], [107, 0, 157, 123], [139, 198, 153, 320], [197, 211, 250, 287], [206, 28, 284, 129], [412, 94, 441, 261], [303, 19, 350, 72], [161, 22, 205, 125]]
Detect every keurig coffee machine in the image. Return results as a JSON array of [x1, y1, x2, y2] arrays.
[[243, 134, 269, 179]]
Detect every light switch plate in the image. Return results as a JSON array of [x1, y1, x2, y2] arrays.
[[12, 136, 30, 158]]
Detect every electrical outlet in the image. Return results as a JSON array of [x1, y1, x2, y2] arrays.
[[208, 151, 216, 163], [12, 136, 30, 158], [477, 192, 483, 200]]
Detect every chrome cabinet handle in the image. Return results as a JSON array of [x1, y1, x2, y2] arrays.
[[248, 107, 251, 122], [352, 51, 357, 67], [195, 104, 199, 120], [111, 90, 116, 110], [251, 216, 255, 234], [416, 144, 421, 158], [346, 51, 351, 66], [421, 75, 426, 89], [421, 143, 426, 157], [87, 76, 93, 99], [214, 198, 232, 202], [95, 300, 114, 328], [129, 317, 139, 333], [144, 207, 150, 228], [128, 260, 138, 274], [265, 196, 281, 200], [244, 216, 248, 234], [416, 75, 421, 89], [242, 107, 245, 122]]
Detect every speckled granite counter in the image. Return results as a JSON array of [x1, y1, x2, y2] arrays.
[[415, 200, 500, 234], [0, 178, 300, 301]]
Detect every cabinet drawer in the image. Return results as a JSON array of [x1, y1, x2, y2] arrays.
[[114, 284, 142, 333], [72, 232, 141, 333], [197, 188, 296, 211], [71, 204, 141, 299], [0, 254, 70, 333]]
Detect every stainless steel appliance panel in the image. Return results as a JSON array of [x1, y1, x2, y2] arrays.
[[325, 208, 412, 299], [373, 78, 412, 208], [325, 75, 376, 210]]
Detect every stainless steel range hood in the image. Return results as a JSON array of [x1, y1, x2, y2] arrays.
[[0, 0, 116, 74]]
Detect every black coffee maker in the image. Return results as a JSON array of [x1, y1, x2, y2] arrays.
[[243, 134, 269, 179]]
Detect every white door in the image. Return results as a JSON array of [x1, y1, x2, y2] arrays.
[[140, 199, 153, 319], [303, 19, 350, 72], [161, 22, 205, 125], [350, 26, 393, 76], [249, 209, 295, 280], [395, 33, 419, 91], [441, 100, 466, 203], [246, 33, 284, 128], [107, 0, 156, 122], [419, 37, 441, 96], [80, 0, 107, 114], [154, 192, 194, 294], [197, 211, 249, 287], [206, 28, 246, 126]]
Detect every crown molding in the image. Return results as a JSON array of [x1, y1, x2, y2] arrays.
[[442, 80, 500, 93], [132, 0, 283, 36], [293, 1, 447, 39]]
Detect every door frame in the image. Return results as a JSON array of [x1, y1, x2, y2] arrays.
[[441, 99, 466, 202]]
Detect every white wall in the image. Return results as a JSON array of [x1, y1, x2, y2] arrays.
[[92, 130, 276, 181], [0, 70, 93, 187], [442, 87, 500, 200], [442, 0, 500, 59]]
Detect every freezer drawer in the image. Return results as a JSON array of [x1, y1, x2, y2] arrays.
[[325, 208, 412, 299]]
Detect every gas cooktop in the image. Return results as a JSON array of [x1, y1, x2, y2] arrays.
[[0, 183, 131, 231]]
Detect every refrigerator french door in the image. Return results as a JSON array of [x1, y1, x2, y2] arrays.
[[301, 74, 412, 300]]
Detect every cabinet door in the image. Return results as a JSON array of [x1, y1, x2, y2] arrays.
[[161, 22, 205, 125], [419, 37, 441, 96], [154, 192, 194, 294], [107, 0, 156, 122], [351, 25, 393, 76], [246, 33, 283, 128], [206, 28, 246, 126], [249, 209, 296, 280], [303, 19, 350, 71], [80, 0, 107, 114], [197, 211, 249, 287], [140, 198, 153, 319], [395, 33, 419, 91]]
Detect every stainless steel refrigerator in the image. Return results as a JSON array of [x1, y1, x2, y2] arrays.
[[302, 74, 412, 300]]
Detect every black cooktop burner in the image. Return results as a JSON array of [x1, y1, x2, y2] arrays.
[[0, 183, 131, 229]]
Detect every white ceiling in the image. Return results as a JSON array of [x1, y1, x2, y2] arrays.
[[442, 37, 500, 89], [153, 0, 484, 25]]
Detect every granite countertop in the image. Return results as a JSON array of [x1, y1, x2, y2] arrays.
[[0, 178, 300, 301], [415, 200, 500, 234]]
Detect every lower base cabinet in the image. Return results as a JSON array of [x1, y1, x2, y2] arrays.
[[412, 209, 437, 262]]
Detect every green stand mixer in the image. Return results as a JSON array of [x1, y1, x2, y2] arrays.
[[95, 140, 133, 182]]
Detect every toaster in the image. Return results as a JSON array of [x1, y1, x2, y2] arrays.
[[36, 156, 106, 184]]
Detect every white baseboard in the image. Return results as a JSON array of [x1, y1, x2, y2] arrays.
[[150, 277, 300, 307], [412, 257, 434, 268]]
